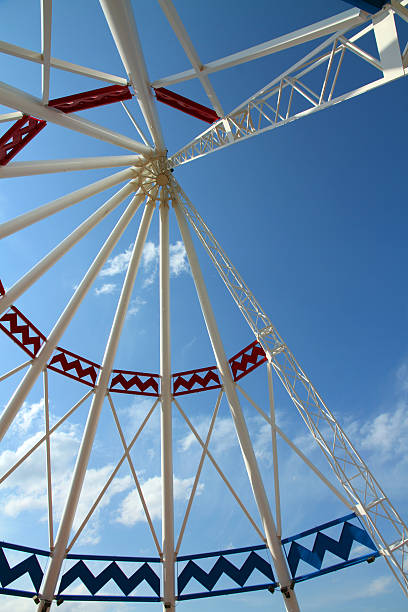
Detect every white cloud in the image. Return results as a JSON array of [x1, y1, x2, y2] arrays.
[[128, 296, 147, 316], [100, 244, 133, 277], [169, 240, 189, 276], [142, 241, 159, 287], [14, 398, 44, 433], [360, 401, 408, 459], [179, 417, 237, 454], [95, 283, 117, 296], [116, 475, 202, 526]]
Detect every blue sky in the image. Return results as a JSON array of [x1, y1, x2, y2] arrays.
[[0, 1, 407, 611]]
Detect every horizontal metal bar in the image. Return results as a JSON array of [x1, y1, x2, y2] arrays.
[[0, 540, 50, 556], [292, 552, 380, 584], [177, 543, 267, 561], [281, 513, 357, 544], [66, 553, 161, 562], [177, 582, 277, 600], [57, 595, 162, 602]]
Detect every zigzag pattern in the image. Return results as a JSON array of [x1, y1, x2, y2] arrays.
[[58, 560, 160, 597], [48, 350, 99, 385], [0, 547, 43, 592], [49, 85, 132, 114], [0, 309, 45, 356], [109, 371, 159, 396], [173, 368, 221, 395], [229, 341, 267, 381], [287, 521, 377, 577], [0, 116, 47, 165], [178, 551, 274, 594]]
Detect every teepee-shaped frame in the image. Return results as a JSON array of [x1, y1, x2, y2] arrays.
[[0, 1, 407, 610]]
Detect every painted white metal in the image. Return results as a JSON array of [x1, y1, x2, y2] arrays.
[[0, 181, 137, 317], [0, 80, 152, 154], [267, 364, 282, 538], [43, 369, 54, 550], [174, 179, 408, 596], [174, 397, 265, 542], [0, 39, 128, 85], [0, 389, 93, 486], [0, 111, 22, 123], [121, 101, 150, 146], [0, 155, 143, 178], [108, 393, 162, 555], [235, 382, 353, 511], [41, 0, 52, 104], [159, 188, 176, 611], [0, 359, 32, 383], [0, 187, 146, 442], [99, 0, 165, 150], [175, 390, 223, 555], [68, 398, 160, 552], [153, 7, 367, 87], [173, 198, 300, 611], [158, 0, 223, 116], [170, 7, 407, 167], [38, 196, 156, 609], [0, 166, 136, 238], [373, 9, 404, 79]]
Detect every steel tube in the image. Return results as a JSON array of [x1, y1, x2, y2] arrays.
[[159, 191, 175, 610], [0, 155, 143, 178], [0, 167, 136, 238], [0, 80, 152, 154], [0, 188, 146, 443], [38, 196, 156, 608], [174, 198, 300, 612]]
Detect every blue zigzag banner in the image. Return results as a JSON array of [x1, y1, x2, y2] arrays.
[[0, 514, 379, 602]]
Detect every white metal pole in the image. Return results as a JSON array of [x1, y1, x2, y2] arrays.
[[159, 188, 175, 611], [0, 156, 143, 178], [0, 181, 137, 316], [0, 80, 152, 154], [0, 167, 136, 238], [267, 363, 282, 538], [41, 0, 52, 104], [99, 0, 165, 150], [174, 200, 300, 611], [0, 188, 146, 443], [38, 197, 156, 610]]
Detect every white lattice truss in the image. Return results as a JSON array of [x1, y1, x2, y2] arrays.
[[0, 1, 407, 611]]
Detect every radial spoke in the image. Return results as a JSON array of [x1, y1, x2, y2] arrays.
[[0, 359, 32, 382], [0, 80, 152, 154], [0, 186, 147, 441], [0, 111, 23, 123], [0, 156, 143, 178], [41, 0, 52, 104], [0, 39, 127, 85], [121, 101, 149, 146], [43, 369, 54, 550], [0, 180, 138, 316], [267, 364, 282, 538], [0, 166, 138, 238], [99, 0, 165, 149]]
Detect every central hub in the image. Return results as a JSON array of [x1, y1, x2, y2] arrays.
[[156, 173, 169, 186]]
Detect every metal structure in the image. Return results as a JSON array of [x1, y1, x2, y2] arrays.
[[0, 0, 407, 610]]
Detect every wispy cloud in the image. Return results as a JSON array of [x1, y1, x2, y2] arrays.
[[14, 398, 44, 434], [128, 296, 147, 316], [116, 475, 203, 526], [100, 245, 133, 277], [170, 240, 189, 276], [95, 283, 117, 296]]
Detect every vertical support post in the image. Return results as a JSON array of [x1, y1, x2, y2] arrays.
[[267, 362, 282, 539], [160, 187, 175, 610], [43, 368, 54, 551], [373, 10, 404, 80], [37, 198, 156, 610], [173, 199, 300, 612]]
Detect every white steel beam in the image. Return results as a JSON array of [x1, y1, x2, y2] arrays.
[[43, 369, 54, 551], [0, 166, 136, 238], [174, 196, 300, 611], [158, 0, 223, 116], [38, 196, 156, 610], [267, 364, 282, 538], [0, 186, 146, 443], [41, 0, 52, 104], [99, 0, 165, 149], [174, 180, 408, 597], [0, 80, 152, 154], [121, 101, 150, 146], [159, 188, 175, 611], [0, 39, 127, 86], [0, 180, 137, 316], [0, 155, 142, 178], [0, 111, 22, 123], [0, 359, 32, 383], [153, 7, 367, 87], [169, 8, 407, 167]]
